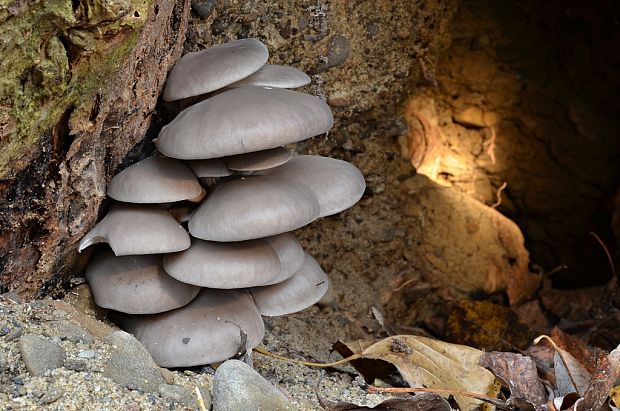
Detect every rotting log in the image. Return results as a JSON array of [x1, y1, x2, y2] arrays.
[[0, 0, 191, 298]]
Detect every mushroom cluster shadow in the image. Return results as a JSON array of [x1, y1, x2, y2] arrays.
[[79, 38, 366, 368]]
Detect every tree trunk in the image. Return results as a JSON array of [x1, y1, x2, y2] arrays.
[[0, 0, 191, 298]]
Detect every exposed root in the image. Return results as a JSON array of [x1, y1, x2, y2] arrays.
[[491, 181, 507, 209]]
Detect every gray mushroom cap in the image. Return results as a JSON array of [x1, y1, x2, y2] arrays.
[[78, 204, 191, 256], [162, 38, 268, 101], [108, 156, 203, 203], [263, 233, 305, 285], [157, 87, 333, 160], [185, 158, 232, 178], [224, 146, 293, 172], [85, 250, 200, 314], [163, 237, 281, 288], [188, 175, 320, 242], [119, 288, 265, 367], [228, 64, 311, 89], [262, 155, 366, 217], [250, 253, 329, 316]]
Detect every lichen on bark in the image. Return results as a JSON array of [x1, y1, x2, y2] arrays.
[[0, 0, 150, 178]]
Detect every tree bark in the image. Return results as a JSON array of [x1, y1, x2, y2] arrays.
[[0, 0, 191, 298]]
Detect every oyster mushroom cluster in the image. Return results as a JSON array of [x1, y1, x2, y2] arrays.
[[79, 38, 365, 368]]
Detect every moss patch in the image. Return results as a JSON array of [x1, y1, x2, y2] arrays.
[[0, 0, 151, 178]]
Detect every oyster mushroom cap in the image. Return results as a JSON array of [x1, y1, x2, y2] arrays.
[[157, 87, 333, 160], [162, 38, 268, 101], [108, 156, 203, 204], [224, 146, 293, 172], [185, 158, 232, 178], [250, 253, 329, 316], [189, 175, 320, 242], [228, 64, 311, 89], [263, 233, 305, 285], [118, 289, 265, 367], [262, 155, 366, 217], [86, 250, 199, 314], [78, 204, 190, 256], [162, 237, 281, 288]]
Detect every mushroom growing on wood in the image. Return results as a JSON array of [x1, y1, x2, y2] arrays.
[[118, 288, 265, 367], [157, 86, 333, 159], [188, 175, 320, 242], [250, 253, 329, 316], [162, 38, 268, 101], [86, 250, 200, 314], [80, 37, 365, 368], [108, 155, 204, 203], [79, 204, 190, 256]]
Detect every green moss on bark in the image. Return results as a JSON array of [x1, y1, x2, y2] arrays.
[[0, 0, 151, 178]]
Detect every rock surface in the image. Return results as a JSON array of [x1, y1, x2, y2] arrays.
[[212, 359, 295, 411], [48, 321, 94, 344], [102, 331, 165, 393], [18, 334, 66, 376]]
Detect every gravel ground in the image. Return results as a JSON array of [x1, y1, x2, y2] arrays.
[[0, 278, 403, 410]]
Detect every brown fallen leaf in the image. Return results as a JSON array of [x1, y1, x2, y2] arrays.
[[479, 351, 547, 409], [335, 335, 498, 411], [446, 299, 535, 351], [318, 394, 452, 410], [535, 336, 592, 397], [580, 344, 620, 410]]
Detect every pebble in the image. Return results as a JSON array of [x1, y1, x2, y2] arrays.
[[191, 0, 216, 19], [77, 349, 96, 359], [5, 325, 23, 342], [49, 321, 94, 344], [159, 367, 175, 384], [65, 358, 87, 371], [158, 384, 211, 409], [314, 35, 351, 73], [212, 359, 295, 411], [52, 309, 68, 319], [39, 388, 63, 405], [211, 18, 228, 35], [1, 291, 21, 303], [18, 334, 66, 376], [102, 331, 164, 393]]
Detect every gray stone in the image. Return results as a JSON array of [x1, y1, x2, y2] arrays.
[[18, 334, 66, 376], [158, 384, 212, 409], [48, 321, 94, 344], [65, 358, 87, 372], [314, 35, 350, 73], [102, 331, 164, 393], [213, 360, 294, 411], [39, 388, 63, 405], [5, 325, 23, 342], [77, 349, 96, 359], [191, 0, 216, 19]]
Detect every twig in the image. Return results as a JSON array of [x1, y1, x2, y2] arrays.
[[253, 346, 361, 368], [589, 231, 616, 277], [483, 127, 497, 164], [544, 263, 569, 278], [491, 181, 507, 209], [195, 386, 208, 411], [367, 385, 512, 410]]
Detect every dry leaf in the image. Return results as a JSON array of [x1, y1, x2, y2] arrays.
[[318, 394, 452, 410], [535, 336, 592, 397], [336, 335, 497, 411], [479, 351, 547, 409], [580, 344, 620, 410]]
